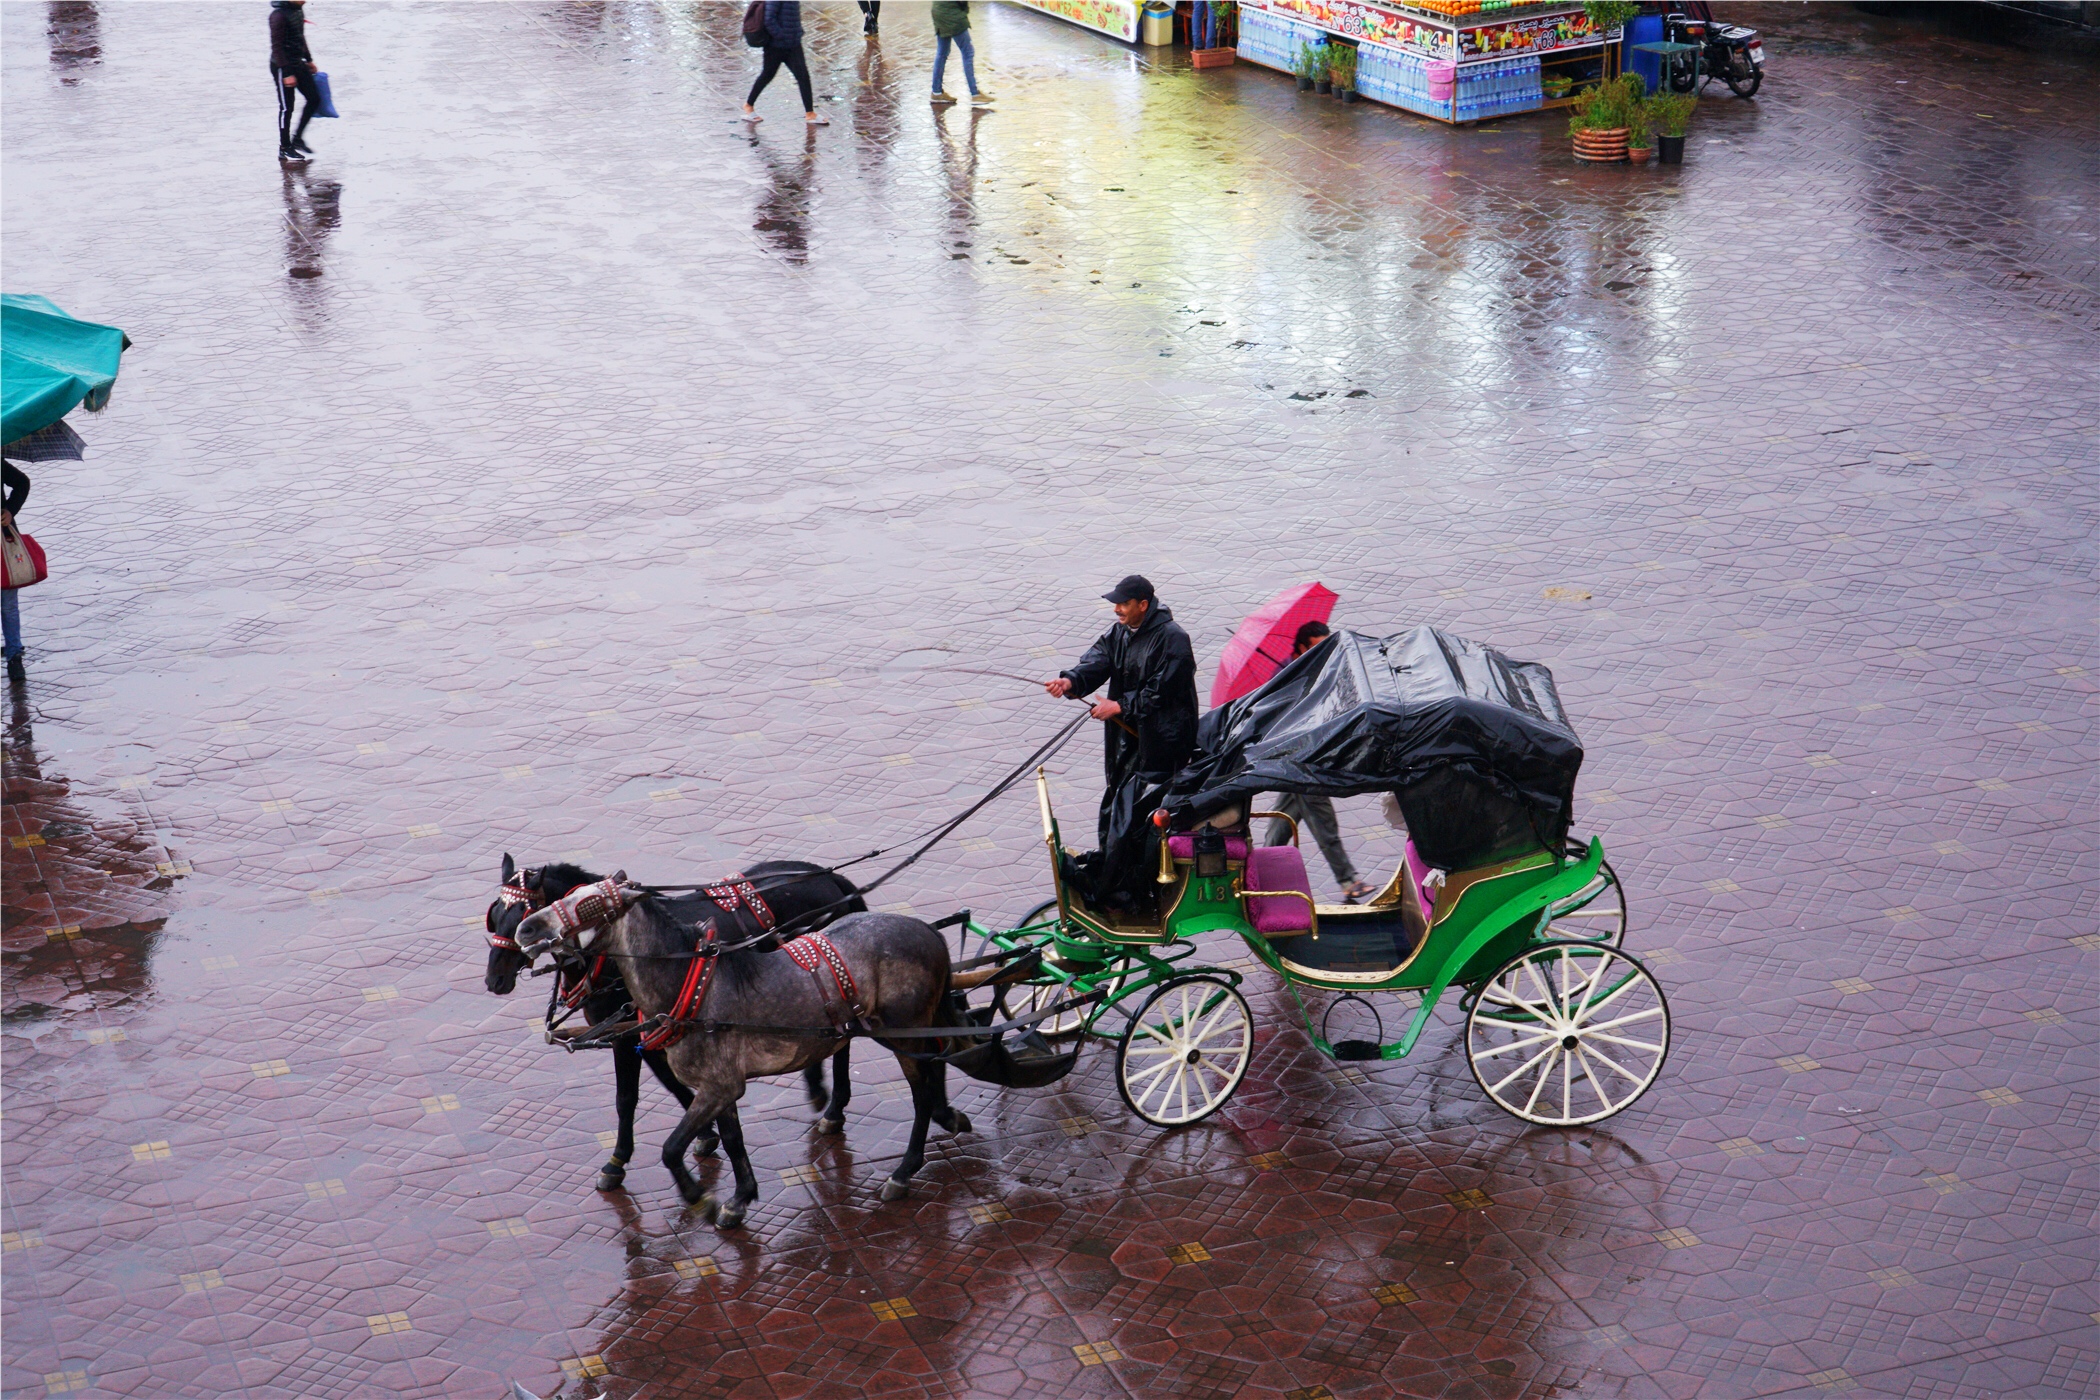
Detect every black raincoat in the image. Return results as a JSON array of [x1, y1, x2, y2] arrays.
[[1058, 601, 1198, 904]]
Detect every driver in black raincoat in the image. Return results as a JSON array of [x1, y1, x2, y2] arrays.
[[1044, 575, 1198, 912]]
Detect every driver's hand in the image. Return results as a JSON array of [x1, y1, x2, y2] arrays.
[[1045, 677, 1072, 698], [1090, 699, 1122, 721]]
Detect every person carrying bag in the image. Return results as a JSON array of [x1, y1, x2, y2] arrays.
[[2, 462, 44, 667]]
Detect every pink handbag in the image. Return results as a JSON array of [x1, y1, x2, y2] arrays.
[[1, 521, 45, 590]]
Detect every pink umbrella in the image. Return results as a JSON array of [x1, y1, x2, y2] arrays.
[[1209, 582, 1338, 709]]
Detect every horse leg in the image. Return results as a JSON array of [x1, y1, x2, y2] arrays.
[[802, 1060, 828, 1112], [661, 1093, 733, 1207], [642, 1043, 715, 1157], [816, 1043, 853, 1134], [596, 1041, 643, 1191], [706, 1105, 762, 1230], [879, 1054, 938, 1202], [926, 1054, 971, 1137]]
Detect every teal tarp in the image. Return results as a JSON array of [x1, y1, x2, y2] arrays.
[[2, 294, 129, 445]]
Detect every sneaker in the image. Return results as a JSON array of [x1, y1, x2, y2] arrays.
[[971, 91, 995, 104], [293, 136, 315, 154], [930, 91, 957, 105], [278, 147, 308, 163]]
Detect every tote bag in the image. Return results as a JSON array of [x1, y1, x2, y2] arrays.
[[1, 521, 46, 590]]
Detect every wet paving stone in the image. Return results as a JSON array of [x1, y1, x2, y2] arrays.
[[2, 2, 2096, 1397]]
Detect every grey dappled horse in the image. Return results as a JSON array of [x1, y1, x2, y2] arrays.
[[483, 855, 862, 1188], [514, 889, 967, 1228]]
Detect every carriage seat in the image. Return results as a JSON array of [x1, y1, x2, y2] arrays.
[[1403, 839, 1445, 921], [1167, 831, 1251, 862], [1243, 845, 1316, 935]]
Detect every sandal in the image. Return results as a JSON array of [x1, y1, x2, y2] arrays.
[[1340, 880, 1377, 904]]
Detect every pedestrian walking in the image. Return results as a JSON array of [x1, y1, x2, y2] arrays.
[[269, 0, 322, 162], [858, 0, 881, 38], [2, 463, 32, 671], [1261, 622, 1378, 902], [930, 1, 993, 106], [743, 2, 829, 126]]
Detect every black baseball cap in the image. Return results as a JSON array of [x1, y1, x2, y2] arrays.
[[1103, 575, 1156, 604]]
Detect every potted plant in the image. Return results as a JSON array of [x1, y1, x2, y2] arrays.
[[1648, 91, 1694, 164], [1328, 44, 1358, 102], [1543, 73, 1574, 100], [1295, 41, 1319, 92], [1570, 71, 1643, 162], [1626, 105, 1653, 163], [1582, 0, 1639, 36]]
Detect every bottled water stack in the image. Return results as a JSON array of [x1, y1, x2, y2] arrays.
[[1237, 5, 1324, 73], [1454, 54, 1543, 121]]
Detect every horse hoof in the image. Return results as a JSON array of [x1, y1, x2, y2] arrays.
[[716, 1206, 747, 1230], [678, 1179, 706, 1206], [946, 1111, 973, 1135], [816, 1116, 844, 1135], [878, 1177, 909, 1203], [694, 1134, 720, 1159], [595, 1167, 627, 1192], [698, 1195, 722, 1223]]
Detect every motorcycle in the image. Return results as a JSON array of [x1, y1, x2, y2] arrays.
[[1662, 5, 1764, 98]]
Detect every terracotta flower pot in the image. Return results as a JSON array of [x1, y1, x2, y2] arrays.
[[1572, 126, 1630, 162], [1628, 144, 1653, 164]]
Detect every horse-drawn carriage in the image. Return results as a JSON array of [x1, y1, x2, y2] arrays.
[[493, 625, 1669, 1219], [951, 625, 1670, 1128]]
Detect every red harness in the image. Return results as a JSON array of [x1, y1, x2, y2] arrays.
[[703, 874, 775, 932], [639, 934, 719, 1052], [782, 932, 864, 1030], [486, 878, 538, 951]]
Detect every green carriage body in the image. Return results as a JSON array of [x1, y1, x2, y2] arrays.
[[957, 625, 1670, 1128]]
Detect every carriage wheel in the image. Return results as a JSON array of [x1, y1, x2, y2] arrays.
[[1542, 857, 1627, 948], [1465, 941, 1670, 1127], [1016, 898, 1060, 929], [1116, 976, 1253, 1127]]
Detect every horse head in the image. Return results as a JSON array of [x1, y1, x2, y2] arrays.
[[513, 870, 645, 965], [483, 855, 611, 993]]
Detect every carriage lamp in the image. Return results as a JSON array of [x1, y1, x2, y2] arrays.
[[1193, 826, 1229, 880]]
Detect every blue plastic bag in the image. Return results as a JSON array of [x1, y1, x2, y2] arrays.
[[313, 70, 340, 118]]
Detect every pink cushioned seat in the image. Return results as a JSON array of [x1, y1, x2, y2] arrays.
[[1403, 839, 1440, 919], [1167, 832, 1250, 861], [1243, 845, 1315, 934]]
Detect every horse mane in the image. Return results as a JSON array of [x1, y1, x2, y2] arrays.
[[530, 861, 602, 896]]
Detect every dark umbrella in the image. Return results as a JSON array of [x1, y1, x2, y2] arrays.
[[0, 420, 86, 463]]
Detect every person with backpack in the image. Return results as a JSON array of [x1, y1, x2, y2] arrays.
[[930, 1, 992, 106], [742, 2, 828, 126], [269, 0, 322, 162]]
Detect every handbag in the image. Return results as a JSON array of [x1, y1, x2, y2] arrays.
[[313, 70, 340, 118], [2, 521, 46, 590]]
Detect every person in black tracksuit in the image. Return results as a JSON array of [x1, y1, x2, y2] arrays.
[[270, 0, 320, 161], [743, 2, 827, 126], [1046, 575, 1199, 912]]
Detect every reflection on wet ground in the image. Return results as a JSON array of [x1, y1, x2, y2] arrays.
[[1, 1, 2095, 1396]]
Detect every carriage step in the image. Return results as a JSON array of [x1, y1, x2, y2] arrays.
[[1332, 1040, 1382, 1062]]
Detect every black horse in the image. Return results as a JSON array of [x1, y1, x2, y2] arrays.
[[514, 890, 968, 1228], [483, 854, 863, 1189]]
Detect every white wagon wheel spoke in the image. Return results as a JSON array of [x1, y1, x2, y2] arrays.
[[1117, 977, 1253, 1128], [1467, 941, 1671, 1128]]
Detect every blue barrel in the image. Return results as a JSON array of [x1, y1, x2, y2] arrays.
[[1624, 12, 1664, 94]]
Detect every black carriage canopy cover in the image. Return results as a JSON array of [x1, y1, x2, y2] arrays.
[[1163, 626, 1584, 872]]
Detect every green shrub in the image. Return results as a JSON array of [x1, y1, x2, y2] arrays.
[[1326, 43, 1357, 89], [1647, 91, 1696, 137]]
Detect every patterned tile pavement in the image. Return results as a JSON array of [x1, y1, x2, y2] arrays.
[[3, 3, 2096, 1397]]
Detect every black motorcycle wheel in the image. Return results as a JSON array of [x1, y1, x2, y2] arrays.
[[1725, 62, 1761, 98], [1668, 66, 1695, 93]]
